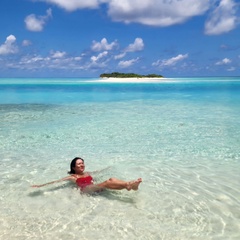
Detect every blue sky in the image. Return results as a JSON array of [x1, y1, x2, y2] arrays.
[[0, 0, 240, 77]]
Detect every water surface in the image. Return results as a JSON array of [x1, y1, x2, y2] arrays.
[[0, 77, 240, 239]]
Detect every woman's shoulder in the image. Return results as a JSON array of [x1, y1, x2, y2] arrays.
[[69, 174, 78, 179]]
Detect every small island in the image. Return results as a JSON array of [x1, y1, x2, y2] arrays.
[[100, 72, 163, 78]]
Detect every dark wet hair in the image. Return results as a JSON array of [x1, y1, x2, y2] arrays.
[[68, 157, 84, 174]]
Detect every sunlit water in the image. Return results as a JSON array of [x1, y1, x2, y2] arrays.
[[0, 77, 239, 239]]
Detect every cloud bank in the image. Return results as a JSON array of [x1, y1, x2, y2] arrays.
[[0, 36, 145, 72], [37, 0, 239, 35]]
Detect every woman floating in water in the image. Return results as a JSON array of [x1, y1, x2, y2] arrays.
[[31, 157, 142, 193]]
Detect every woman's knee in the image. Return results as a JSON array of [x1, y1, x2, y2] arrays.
[[108, 177, 117, 182], [100, 178, 116, 188], [108, 178, 116, 182]]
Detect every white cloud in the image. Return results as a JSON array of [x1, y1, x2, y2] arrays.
[[74, 56, 82, 61], [118, 57, 139, 68], [91, 38, 118, 52], [19, 55, 45, 65], [91, 51, 108, 62], [0, 35, 18, 55], [205, 0, 238, 35], [114, 52, 126, 59], [22, 40, 32, 46], [215, 58, 231, 65], [153, 54, 188, 67], [227, 67, 235, 71], [107, 0, 210, 26], [125, 38, 144, 52], [25, 8, 52, 32], [17, 53, 84, 70], [113, 38, 143, 61], [38, 0, 100, 11], [50, 50, 67, 58]]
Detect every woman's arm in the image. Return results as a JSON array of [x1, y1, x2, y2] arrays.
[[31, 176, 73, 188]]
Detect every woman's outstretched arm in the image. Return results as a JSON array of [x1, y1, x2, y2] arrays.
[[31, 176, 73, 188]]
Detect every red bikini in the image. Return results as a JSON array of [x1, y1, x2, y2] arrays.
[[75, 175, 93, 190]]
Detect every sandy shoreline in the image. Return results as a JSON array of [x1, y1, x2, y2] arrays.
[[93, 77, 167, 83]]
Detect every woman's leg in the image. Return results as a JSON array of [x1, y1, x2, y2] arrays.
[[96, 177, 142, 191]]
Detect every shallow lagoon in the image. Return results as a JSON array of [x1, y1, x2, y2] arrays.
[[0, 78, 240, 239]]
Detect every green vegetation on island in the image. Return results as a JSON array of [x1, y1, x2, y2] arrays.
[[100, 72, 163, 78]]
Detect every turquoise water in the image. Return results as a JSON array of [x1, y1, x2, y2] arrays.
[[0, 77, 240, 239]]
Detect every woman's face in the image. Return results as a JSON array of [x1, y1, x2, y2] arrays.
[[74, 159, 85, 173]]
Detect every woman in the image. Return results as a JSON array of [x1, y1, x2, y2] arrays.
[[31, 157, 142, 193]]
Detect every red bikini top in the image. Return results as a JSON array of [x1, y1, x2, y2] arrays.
[[75, 175, 93, 188]]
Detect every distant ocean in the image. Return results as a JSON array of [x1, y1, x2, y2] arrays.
[[0, 77, 239, 240]]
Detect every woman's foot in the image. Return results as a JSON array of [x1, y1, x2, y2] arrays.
[[127, 178, 142, 191]]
